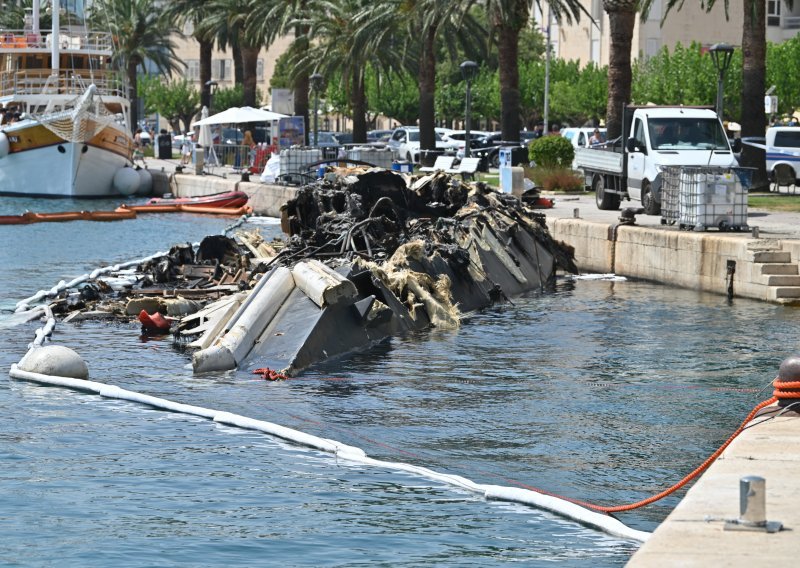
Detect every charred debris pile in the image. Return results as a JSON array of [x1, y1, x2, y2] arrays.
[[47, 168, 577, 375]]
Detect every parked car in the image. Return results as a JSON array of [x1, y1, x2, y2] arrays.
[[334, 132, 353, 145], [367, 129, 393, 143], [313, 131, 341, 147], [387, 126, 451, 163], [561, 127, 607, 169]]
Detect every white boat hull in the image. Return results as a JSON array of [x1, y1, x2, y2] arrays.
[[0, 126, 133, 198]]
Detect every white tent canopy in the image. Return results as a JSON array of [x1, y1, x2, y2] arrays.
[[192, 106, 289, 127]]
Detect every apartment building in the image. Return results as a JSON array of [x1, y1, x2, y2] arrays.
[[540, 0, 800, 67]]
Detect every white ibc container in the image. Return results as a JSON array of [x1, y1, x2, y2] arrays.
[[678, 168, 748, 231], [280, 148, 322, 176], [346, 147, 394, 169]]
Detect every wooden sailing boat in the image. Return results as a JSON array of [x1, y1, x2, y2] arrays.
[[0, 0, 138, 197]]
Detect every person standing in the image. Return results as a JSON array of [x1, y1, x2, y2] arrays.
[[180, 134, 192, 165]]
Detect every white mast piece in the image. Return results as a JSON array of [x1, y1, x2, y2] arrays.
[[33, 0, 40, 34], [51, 0, 60, 76]]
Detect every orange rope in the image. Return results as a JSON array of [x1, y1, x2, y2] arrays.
[[253, 367, 288, 381], [575, 375, 800, 514]]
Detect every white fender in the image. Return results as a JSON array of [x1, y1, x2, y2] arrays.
[[0, 131, 9, 158], [136, 168, 153, 196], [113, 166, 140, 196]]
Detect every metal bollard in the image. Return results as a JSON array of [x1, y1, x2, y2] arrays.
[[573, 208, 580, 219], [752, 226, 760, 238], [724, 475, 783, 532], [739, 476, 766, 526]]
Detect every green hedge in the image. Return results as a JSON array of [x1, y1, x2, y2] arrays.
[[528, 135, 574, 168]]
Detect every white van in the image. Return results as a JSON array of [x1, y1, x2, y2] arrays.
[[765, 126, 800, 183]]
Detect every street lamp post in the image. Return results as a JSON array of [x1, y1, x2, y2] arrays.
[[460, 60, 478, 158], [709, 43, 734, 119], [310, 73, 323, 147], [205, 80, 218, 113]]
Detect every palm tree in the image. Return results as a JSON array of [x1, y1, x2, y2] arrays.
[[601, 0, 638, 140], [355, 1, 481, 154], [646, 0, 770, 187], [164, 0, 217, 111], [485, 0, 585, 142], [246, 0, 313, 142], [200, 0, 262, 107], [89, 0, 182, 133]]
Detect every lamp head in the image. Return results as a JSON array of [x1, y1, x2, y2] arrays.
[[205, 80, 218, 94], [310, 73, 324, 91], [709, 43, 734, 74], [460, 60, 479, 83]]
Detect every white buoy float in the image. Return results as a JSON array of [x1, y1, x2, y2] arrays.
[[18, 345, 88, 379], [113, 166, 140, 196], [0, 132, 9, 158], [136, 167, 153, 196]]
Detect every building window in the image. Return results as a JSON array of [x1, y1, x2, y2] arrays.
[[591, 39, 600, 64], [212, 59, 231, 81], [646, 38, 659, 58], [647, 0, 662, 22], [186, 59, 199, 81], [257, 59, 264, 81], [767, 0, 781, 27]]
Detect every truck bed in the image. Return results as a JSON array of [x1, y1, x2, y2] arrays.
[[575, 146, 624, 174]]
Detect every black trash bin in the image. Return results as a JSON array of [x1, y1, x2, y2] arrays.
[[157, 130, 172, 159]]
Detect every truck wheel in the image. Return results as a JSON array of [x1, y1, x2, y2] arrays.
[[594, 175, 620, 210], [641, 181, 661, 216], [491, 152, 501, 168]]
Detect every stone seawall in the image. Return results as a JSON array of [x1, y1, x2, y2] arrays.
[[546, 217, 800, 305]]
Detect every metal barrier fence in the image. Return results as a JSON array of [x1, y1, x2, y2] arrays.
[[203, 143, 275, 173]]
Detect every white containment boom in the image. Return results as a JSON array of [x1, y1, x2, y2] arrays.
[[192, 266, 295, 373]]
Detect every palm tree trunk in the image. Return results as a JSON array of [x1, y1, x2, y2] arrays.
[[740, 0, 768, 189], [242, 45, 259, 107], [234, 43, 244, 85], [293, 25, 311, 144], [497, 24, 521, 142], [199, 38, 213, 111], [127, 61, 139, 134], [418, 26, 437, 152], [604, 5, 636, 140], [351, 69, 367, 143]]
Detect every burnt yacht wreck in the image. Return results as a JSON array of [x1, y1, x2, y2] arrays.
[[32, 168, 576, 376], [187, 169, 576, 375]]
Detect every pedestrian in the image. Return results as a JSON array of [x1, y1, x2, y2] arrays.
[[180, 133, 192, 165], [133, 128, 146, 165], [242, 130, 256, 169], [589, 128, 603, 146]]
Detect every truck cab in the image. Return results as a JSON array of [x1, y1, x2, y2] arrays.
[[577, 106, 738, 214]]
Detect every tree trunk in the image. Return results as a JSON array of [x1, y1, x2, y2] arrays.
[[740, 0, 768, 189], [127, 60, 139, 134], [497, 24, 521, 142], [293, 26, 311, 144], [418, 26, 437, 152], [233, 42, 244, 85], [199, 38, 213, 111], [242, 45, 259, 107], [351, 69, 367, 143], [604, 5, 636, 140]]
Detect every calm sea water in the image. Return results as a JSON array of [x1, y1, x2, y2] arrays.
[[1, 197, 796, 566]]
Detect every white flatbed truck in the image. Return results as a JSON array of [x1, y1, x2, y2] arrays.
[[575, 106, 739, 214]]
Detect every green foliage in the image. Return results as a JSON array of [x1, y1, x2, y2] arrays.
[[366, 70, 419, 126], [766, 35, 800, 118], [528, 166, 583, 192], [528, 135, 574, 168], [631, 42, 742, 121], [213, 85, 245, 110], [138, 76, 200, 133]]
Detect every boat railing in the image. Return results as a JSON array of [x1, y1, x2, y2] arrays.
[[0, 29, 113, 52], [0, 69, 125, 98]]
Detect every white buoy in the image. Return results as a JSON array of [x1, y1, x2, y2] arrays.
[[0, 132, 9, 158], [113, 167, 140, 196], [18, 345, 88, 379], [136, 168, 153, 196]]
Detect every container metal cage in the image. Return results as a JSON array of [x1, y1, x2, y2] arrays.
[[660, 166, 753, 231]]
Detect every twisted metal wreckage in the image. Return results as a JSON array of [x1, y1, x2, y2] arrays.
[[39, 168, 578, 376]]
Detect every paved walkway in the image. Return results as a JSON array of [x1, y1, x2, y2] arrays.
[[540, 191, 800, 240]]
